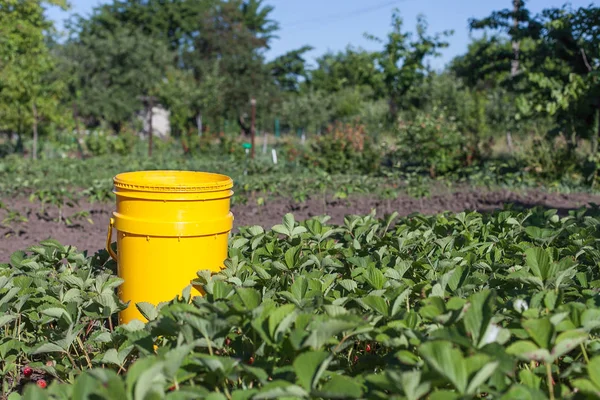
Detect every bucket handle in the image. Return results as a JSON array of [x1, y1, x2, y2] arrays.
[[106, 218, 118, 261]]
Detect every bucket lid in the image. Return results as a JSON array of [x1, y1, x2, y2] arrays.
[[113, 170, 233, 193]]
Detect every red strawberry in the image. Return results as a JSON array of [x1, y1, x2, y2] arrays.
[[365, 344, 372, 353], [37, 379, 47, 389], [248, 356, 255, 365], [23, 367, 33, 378], [225, 338, 231, 346]]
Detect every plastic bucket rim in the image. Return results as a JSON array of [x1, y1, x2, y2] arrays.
[[113, 170, 233, 193]]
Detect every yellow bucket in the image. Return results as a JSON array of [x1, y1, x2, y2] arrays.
[[105, 170, 234, 324]]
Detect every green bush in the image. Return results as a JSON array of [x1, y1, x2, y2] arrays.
[[395, 111, 467, 177], [84, 130, 138, 156], [520, 134, 580, 181], [299, 121, 381, 174]]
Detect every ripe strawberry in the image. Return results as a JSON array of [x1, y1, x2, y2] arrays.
[[36, 379, 47, 389], [248, 356, 255, 365], [168, 385, 176, 392], [353, 355, 359, 364], [365, 344, 372, 353], [225, 338, 231, 346], [23, 367, 33, 378]]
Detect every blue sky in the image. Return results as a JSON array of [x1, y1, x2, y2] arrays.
[[46, 0, 593, 70]]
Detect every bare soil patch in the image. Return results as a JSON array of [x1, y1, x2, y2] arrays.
[[2, 188, 600, 261]]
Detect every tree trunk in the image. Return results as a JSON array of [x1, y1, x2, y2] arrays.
[[32, 102, 38, 160], [148, 101, 154, 157], [510, 0, 521, 78], [594, 107, 600, 155], [506, 131, 514, 154], [73, 102, 85, 160], [197, 112, 202, 137], [250, 98, 256, 159]]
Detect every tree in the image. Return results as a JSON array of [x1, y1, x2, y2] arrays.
[[309, 47, 384, 96], [468, 2, 600, 151], [269, 46, 313, 93], [278, 90, 333, 135], [469, 0, 540, 81], [63, 19, 172, 133], [158, 61, 224, 137], [77, 0, 288, 134], [0, 0, 67, 159], [366, 10, 452, 118]]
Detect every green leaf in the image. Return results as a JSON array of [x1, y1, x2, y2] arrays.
[[0, 315, 17, 329], [551, 330, 587, 360], [136, 302, 158, 321], [519, 369, 542, 389], [253, 381, 308, 399], [361, 295, 389, 316], [293, 351, 330, 391], [466, 361, 498, 394], [499, 384, 548, 400], [506, 340, 551, 363], [303, 319, 360, 350], [364, 266, 386, 290], [522, 318, 553, 349], [397, 370, 430, 400], [234, 287, 261, 310], [72, 373, 99, 399], [571, 379, 600, 396], [463, 290, 494, 348], [589, 356, 600, 390], [41, 307, 72, 324], [420, 341, 468, 393], [31, 343, 65, 355], [318, 374, 363, 398], [525, 247, 554, 281], [133, 361, 166, 400]]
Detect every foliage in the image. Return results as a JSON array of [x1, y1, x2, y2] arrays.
[[309, 47, 384, 96], [300, 121, 382, 175], [513, 4, 600, 146], [269, 46, 313, 93], [2, 206, 600, 398], [519, 134, 580, 182], [366, 10, 452, 117], [468, 1, 600, 150], [84, 130, 139, 157], [278, 90, 333, 134], [0, 0, 67, 159], [61, 21, 172, 131], [395, 111, 467, 177]]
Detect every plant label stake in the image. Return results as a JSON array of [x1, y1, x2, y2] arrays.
[[242, 143, 252, 176], [272, 149, 278, 164]]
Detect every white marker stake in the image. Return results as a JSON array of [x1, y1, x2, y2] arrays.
[[262, 132, 267, 154], [272, 149, 278, 164]]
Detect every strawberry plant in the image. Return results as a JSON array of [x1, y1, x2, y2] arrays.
[[0, 206, 597, 398]]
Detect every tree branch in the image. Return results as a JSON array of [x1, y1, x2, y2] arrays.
[[581, 48, 593, 72]]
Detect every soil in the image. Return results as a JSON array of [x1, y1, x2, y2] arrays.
[[2, 188, 600, 261]]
